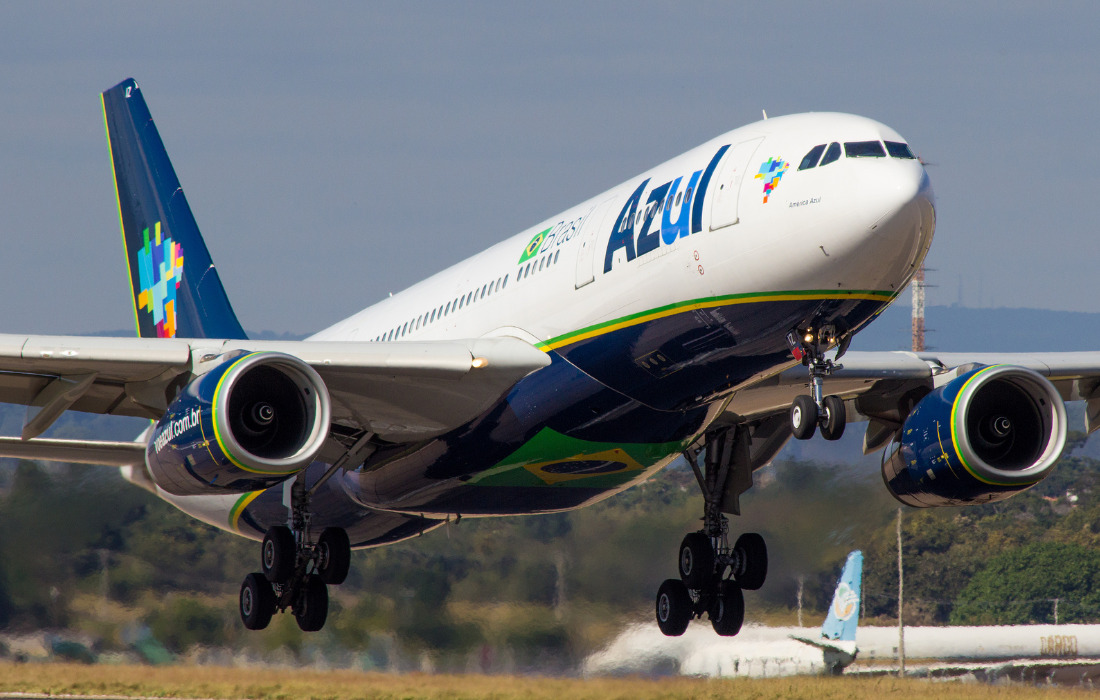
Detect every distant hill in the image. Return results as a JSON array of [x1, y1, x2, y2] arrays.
[[852, 304, 1100, 353], [94, 305, 1100, 352], [90, 329, 306, 341]]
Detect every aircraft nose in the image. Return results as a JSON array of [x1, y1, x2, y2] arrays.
[[864, 160, 934, 233], [832, 160, 936, 293]]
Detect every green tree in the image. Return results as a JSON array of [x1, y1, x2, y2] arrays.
[[952, 541, 1100, 624], [146, 596, 229, 652]]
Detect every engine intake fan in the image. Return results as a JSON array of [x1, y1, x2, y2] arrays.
[[146, 351, 331, 495], [882, 364, 1066, 507]]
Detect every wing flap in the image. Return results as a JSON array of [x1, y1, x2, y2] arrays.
[[0, 334, 192, 380], [0, 436, 145, 466], [0, 334, 550, 442], [918, 351, 1100, 378], [723, 350, 1100, 430], [298, 338, 551, 441]]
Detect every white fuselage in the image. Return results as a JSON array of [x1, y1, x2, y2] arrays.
[[311, 112, 933, 355], [586, 622, 1100, 678]]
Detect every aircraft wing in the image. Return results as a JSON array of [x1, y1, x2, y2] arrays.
[[0, 333, 550, 444], [723, 350, 1100, 454]]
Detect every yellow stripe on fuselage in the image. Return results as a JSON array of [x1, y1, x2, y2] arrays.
[[536, 290, 894, 352]]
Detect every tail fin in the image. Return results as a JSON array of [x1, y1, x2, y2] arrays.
[[101, 78, 247, 340], [821, 550, 863, 642], [790, 550, 862, 674]]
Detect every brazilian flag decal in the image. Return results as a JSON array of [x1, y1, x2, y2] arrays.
[[518, 227, 550, 264]]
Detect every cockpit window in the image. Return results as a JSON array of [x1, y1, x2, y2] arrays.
[[885, 141, 916, 159], [798, 144, 826, 171], [819, 142, 842, 166], [844, 141, 886, 158]]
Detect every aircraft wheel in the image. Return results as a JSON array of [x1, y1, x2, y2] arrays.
[[240, 572, 276, 631], [317, 527, 351, 585], [294, 574, 329, 632], [656, 579, 692, 636], [710, 581, 744, 637], [678, 532, 715, 589], [262, 526, 296, 584], [790, 395, 818, 440], [732, 532, 768, 591], [820, 395, 846, 441]]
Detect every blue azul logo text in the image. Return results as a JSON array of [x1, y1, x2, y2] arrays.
[[604, 145, 729, 273]]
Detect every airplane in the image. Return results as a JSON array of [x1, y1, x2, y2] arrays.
[[590, 550, 1100, 681], [0, 77, 1095, 636], [585, 551, 864, 677], [789, 550, 862, 673]]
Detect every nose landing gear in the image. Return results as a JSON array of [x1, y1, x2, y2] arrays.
[[787, 325, 848, 441], [655, 427, 769, 637]]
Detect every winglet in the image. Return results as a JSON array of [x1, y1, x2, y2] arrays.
[[101, 78, 247, 340]]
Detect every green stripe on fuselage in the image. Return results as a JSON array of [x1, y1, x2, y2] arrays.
[[537, 289, 896, 351]]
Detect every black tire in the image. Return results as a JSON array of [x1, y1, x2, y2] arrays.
[[655, 578, 692, 636], [732, 532, 768, 591], [262, 526, 296, 584], [710, 581, 745, 637], [790, 395, 818, 440], [678, 532, 715, 589], [294, 574, 329, 632], [240, 572, 276, 631], [317, 527, 351, 585], [820, 395, 846, 441]]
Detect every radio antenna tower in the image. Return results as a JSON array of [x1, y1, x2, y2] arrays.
[[911, 266, 926, 352]]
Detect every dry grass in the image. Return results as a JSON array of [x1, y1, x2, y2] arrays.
[[0, 662, 1097, 700]]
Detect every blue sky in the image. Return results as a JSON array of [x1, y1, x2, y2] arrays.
[[1, 2, 1097, 335]]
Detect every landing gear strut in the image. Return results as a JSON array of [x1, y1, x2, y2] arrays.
[[656, 427, 768, 637], [787, 325, 848, 441], [239, 473, 351, 632], [239, 434, 374, 632]]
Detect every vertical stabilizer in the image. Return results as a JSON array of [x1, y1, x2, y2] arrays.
[[790, 550, 863, 673], [101, 78, 247, 340], [822, 550, 863, 642]]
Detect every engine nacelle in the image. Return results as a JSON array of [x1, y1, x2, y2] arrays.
[[881, 364, 1066, 507], [146, 351, 331, 496]]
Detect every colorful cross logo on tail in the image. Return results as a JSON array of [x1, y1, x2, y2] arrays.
[[754, 157, 789, 203], [136, 221, 184, 338]]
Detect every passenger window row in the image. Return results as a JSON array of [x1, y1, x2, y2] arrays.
[[517, 248, 561, 282], [798, 139, 915, 170], [374, 271, 511, 342]]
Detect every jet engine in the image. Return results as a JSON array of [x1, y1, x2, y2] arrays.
[[881, 364, 1066, 507], [145, 351, 331, 496]]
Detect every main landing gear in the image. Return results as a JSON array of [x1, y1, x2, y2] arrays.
[[656, 428, 769, 637], [787, 325, 848, 442], [239, 432, 375, 632], [239, 477, 352, 632]]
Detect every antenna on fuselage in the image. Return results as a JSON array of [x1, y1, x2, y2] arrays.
[[762, 109, 768, 120]]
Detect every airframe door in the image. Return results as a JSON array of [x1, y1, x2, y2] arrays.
[[574, 197, 617, 289], [708, 137, 765, 231]]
